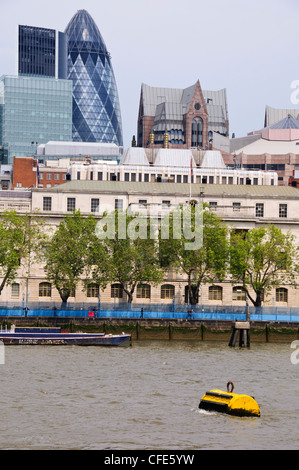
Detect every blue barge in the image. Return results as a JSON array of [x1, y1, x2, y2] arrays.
[[0, 326, 131, 346]]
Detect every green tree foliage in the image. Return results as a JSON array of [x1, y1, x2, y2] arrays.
[[44, 210, 98, 304], [90, 210, 164, 303], [159, 205, 229, 305], [0, 210, 45, 294], [229, 225, 299, 306]]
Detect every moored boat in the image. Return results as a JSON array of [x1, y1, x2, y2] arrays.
[[0, 326, 131, 346]]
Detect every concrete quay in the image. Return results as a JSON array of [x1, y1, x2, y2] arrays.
[[1, 317, 299, 343]]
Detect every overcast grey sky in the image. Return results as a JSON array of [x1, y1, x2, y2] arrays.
[[1, 0, 299, 148]]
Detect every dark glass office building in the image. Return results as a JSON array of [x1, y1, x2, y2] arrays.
[[18, 25, 67, 79], [65, 10, 123, 146]]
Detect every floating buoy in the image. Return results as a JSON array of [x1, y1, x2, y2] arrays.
[[198, 381, 260, 417]]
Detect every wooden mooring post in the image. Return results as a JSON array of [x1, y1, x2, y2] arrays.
[[229, 321, 250, 348]]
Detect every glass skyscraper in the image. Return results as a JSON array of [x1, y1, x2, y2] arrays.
[[18, 25, 67, 79], [65, 10, 123, 146], [0, 75, 72, 163]]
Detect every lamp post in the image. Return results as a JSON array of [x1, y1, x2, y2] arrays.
[[98, 291, 101, 313], [245, 296, 250, 322]]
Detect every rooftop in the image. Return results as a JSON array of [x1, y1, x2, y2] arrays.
[[37, 180, 299, 198]]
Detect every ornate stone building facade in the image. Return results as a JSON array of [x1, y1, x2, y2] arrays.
[[0, 179, 298, 308]]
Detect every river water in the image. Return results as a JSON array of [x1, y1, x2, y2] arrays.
[[0, 340, 298, 450]]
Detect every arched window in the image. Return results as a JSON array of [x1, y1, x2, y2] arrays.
[[232, 286, 246, 301], [276, 287, 288, 303], [111, 283, 123, 299], [87, 283, 99, 298], [209, 285, 223, 301], [161, 284, 175, 299], [137, 284, 151, 299], [184, 285, 198, 304], [191, 118, 203, 148], [191, 119, 197, 147], [39, 282, 51, 297], [197, 118, 203, 147]]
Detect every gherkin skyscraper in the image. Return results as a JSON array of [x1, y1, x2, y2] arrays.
[[65, 10, 123, 146]]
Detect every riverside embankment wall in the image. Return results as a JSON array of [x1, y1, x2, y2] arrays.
[[2, 317, 299, 343]]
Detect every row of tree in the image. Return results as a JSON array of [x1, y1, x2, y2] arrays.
[[0, 206, 298, 306]]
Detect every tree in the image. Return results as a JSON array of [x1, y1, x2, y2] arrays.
[[229, 225, 299, 307], [44, 210, 99, 304], [90, 210, 164, 303], [0, 210, 45, 295], [159, 205, 229, 305]]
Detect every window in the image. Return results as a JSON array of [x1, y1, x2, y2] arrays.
[[232, 286, 246, 301], [87, 283, 99, 298], [11, 283, 20, 297], [266, 164, 285, 171], [39, 172, 44, 180], [256, 203, 264, 217], [67, 198, 76, 212], [43, 196, 52, 211], [125, 173, 129, 181], [183, 175, 188, 183], [209, 201, 217, 211], [131, 173, 136, 182], [111, 284, 123, 298], [277, 252, 287, 271], [276, 288, 288, 303], [77, 171, 81, 180], [191, 118, 203, 147], [279, 204, 287, 218], [39, 282, 51, 297], [139, 199, 147, 206], [233, 202, 241, 212], [41, 246, 48, 263], [162, 200, 171, 208], [91, 198, 99, 213], [98, 172, 103, 181], [177, 175, 181, 183], [54, 173, 60, 180], [161, 284, 175, 299], [137, 284, 151, 299], [144, 174, 149, 182], [46, 173, 52, 180], [209, 285, 223, 301], [115, 199, 123, 210]]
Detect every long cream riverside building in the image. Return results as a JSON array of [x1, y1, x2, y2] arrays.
[[2, 179, 299, 308]]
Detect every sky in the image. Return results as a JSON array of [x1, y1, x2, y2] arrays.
[[1, 0, 299, 149]]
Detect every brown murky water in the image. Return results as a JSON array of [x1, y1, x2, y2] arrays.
[[0, 340, 298, 450]]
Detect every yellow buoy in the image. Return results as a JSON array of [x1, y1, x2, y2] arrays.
[[199, 381, 260, 417]]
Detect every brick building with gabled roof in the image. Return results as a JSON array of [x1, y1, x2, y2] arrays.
[[137, 80, 229, 150]]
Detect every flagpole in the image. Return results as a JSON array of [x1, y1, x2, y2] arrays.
[[190, 156, 192, 201]]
